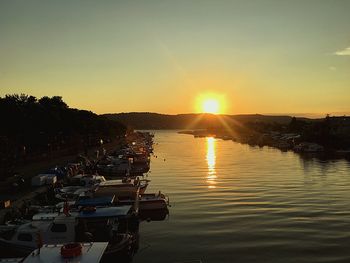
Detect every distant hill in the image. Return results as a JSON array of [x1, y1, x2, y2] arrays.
[[102, 112, 312, 129]]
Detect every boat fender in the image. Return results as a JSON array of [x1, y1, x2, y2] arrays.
[[61, 243, 82, 258]]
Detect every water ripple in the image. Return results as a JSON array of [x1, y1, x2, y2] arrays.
[[134, 131, 350, 263]]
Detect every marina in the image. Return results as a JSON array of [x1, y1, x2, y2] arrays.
[[1, 1, 350, 262], [2, 130, 350, 262], [0, 131, 169, 262]]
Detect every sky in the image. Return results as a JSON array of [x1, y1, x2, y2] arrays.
[[0, 0, 350, 116]]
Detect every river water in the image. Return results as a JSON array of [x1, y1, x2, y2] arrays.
[[133, 130, 350, 263]]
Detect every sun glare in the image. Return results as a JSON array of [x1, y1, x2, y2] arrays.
[[203, 99, 219, 114], [195, 93, 226, 114]]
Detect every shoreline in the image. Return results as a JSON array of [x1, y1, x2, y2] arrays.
[[0, 138, 124, 223], [179, 130, 350, 161]]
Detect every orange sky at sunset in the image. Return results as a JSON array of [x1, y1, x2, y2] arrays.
[[1, 1, 350, 117]]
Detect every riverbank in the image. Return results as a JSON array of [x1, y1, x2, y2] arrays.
[[0, 94, 127, 182], [179, 129, 350, 160], [0, 138, 124, 223]]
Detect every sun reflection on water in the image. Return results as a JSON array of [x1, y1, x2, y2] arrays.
[[206, 137, 217, 188]]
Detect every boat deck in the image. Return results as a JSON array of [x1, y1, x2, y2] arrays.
[[22, 243, 108, 263]]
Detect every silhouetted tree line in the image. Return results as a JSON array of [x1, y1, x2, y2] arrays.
[[104, 113, 295, 130], [0, 94, 126, 178], [104, 112, 220, 129]]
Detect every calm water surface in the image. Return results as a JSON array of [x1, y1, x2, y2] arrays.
[[134, 131, 350, 263]]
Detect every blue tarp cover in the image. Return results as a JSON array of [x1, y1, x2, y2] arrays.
[[75, 196, 115, 207], [77, 206, 132, 218]]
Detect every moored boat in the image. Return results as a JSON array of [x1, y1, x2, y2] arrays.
[[94, 178, 149, 198], [68, 174, 106, 187], [0, 206, 138, 259], [54, 186, 93, 201], [134, 192, 169, 211]]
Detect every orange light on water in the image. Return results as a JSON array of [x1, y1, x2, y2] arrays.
[[206, 137, 216, 169], [206, 137, 217, 188]]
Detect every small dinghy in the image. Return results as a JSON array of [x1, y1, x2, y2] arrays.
[[117, 192, 170, 221], [119, 192, 169, 211]]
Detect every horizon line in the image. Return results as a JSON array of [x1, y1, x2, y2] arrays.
[[100, 111, 350, 119]]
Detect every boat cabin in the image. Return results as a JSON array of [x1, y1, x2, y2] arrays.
[[75, 206, 134, 242]]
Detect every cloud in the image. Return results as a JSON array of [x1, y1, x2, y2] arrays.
[[335, 47, 350, 56]]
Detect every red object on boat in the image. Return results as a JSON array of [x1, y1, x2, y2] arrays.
[[82, 206, 97, 213], [63, 201, 70, 216], [61, 243, 82, 258]]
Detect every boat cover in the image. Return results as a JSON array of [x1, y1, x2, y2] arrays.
[[77, 206, 132, 218], [75, 196, 115, 207]]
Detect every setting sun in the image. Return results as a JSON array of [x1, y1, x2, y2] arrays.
[[203, 99, 220, 114], [196, 93, 226, 114]]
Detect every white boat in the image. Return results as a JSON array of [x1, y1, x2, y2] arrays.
[[55, 177, 149, 201], [119, 192, 169, 211], [97, 154, 150, 177], [94, 178, 149, 198], [119, 192, 170, 221], [68, 174, 106, 187], [54, 186, 93, 201], [22, 242, 108, 263], [0, 206, 137, 259], [74, 193, 169, 221], [96, 157, 130, 177]]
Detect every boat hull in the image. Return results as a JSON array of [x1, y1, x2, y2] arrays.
[[120, 199, 168, 211], [139, 209, 169, 221], [0, 239, 35, 258], [119, 193, 169, 220], [101, 233, 138, 263], [95, 185, 147, 198]]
